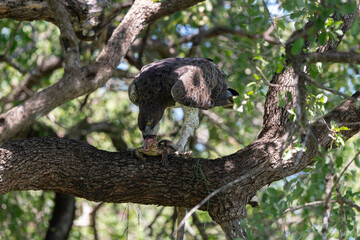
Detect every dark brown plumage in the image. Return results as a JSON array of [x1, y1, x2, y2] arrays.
[[128, 57, 238, 152]]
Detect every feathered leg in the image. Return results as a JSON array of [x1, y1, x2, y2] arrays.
[[174, 106, 199, 240], [175, 106, 199, 153]]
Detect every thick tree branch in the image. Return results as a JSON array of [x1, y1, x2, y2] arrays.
[[47, 0, 81, 72], [45, 193, 75, 240], [0, 1, 54, 22], [0, 0, 108, 31], [1, 90, 359, 223]]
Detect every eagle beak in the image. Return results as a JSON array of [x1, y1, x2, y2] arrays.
[[144, 125, 151, 136]]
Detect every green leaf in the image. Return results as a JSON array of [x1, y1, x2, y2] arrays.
[[277, 20, 286, 30], [267, 187, 284, 197], [292, 182, 304, 198], [343, 2, 356, 14], [318, 32, 327, 45], [286, 91, 293, 102], [291, 38, 304, 55], [350, 21, 359, 36], [339, 126, 349, 131], [288, 109, 297, 122], [316, 18, 326, 30], [276, 63, 284, 74], [309, 64, 320, 78], [335, 29, 344, 36], [355, 155, 360, 168], [295, 0, 304, 8], [279, 99, 287, 107], [335, 156, 343, 168], [246, 100, 254, 113], [246, 82, 256, 87], [281, 1, 295, 11]]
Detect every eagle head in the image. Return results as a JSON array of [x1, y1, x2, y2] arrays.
[[138, 106, 163, 139]]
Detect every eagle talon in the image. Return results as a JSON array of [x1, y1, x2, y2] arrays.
[[174, 150, 193, 158], [133, 147, 147, 162], [184, 150, 193, 157]]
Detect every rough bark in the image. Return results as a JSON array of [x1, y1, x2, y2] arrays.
[[0, 0, 108, 31]]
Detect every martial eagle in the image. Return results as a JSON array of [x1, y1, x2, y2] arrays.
[[128, 57, 238, 153]]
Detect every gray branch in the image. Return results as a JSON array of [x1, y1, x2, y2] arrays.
[[306, 52, 360, 64]]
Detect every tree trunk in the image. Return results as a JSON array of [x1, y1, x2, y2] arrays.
[[45, 193, 76, 240]]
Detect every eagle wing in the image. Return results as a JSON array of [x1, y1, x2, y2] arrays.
[[128, 58, 178, 107], [171, 58, 228, 110], [128, 81, 139, 106]]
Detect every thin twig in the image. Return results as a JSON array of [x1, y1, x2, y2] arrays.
[[4, 22, 22, 56], [90, 202, 104, 240], [261, 0, 284, 47], [178, 26, 281, 46], [322, 156, 334, 240], [283, 200, 336, 215], [351, 207, 358, 239], [299, 72, 355, 101], [201, 110, 242, 144], [336, 186, 346, 240], [250, 59, 296, 88], [105, 1, 133, 24], [0, 55, 27, 74], [146, 206, 165, 236], [156, 208, 176, 240], [192, 212, 209, 240], [339, 195, 360, 212], [294, 124, 312, 166], [330, 151, 360, 196], [9, 24, 36, 60], [254, 64, 287, 87]]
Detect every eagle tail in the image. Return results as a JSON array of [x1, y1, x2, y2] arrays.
[[214, 88, 239, 109]]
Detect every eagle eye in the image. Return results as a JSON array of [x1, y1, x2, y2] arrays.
[[147, 121, 152, 126]]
